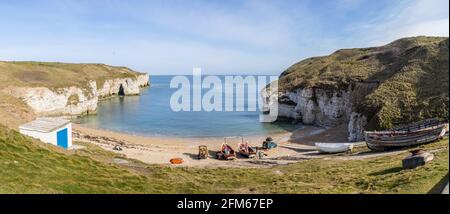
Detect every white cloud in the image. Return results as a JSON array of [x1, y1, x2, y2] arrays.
[[0, 0, 307, 75], [1, 0, 448, 75], [356, 0, 449, 46], [0, 36, 295, 75], [392, 18, 449, 38]]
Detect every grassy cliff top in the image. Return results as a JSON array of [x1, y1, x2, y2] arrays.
[[278, 36, 449, 129], [0, 61, 147, 90], [279, 36, 448, 91]]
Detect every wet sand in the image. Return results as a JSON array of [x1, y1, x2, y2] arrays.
[[289, 124, 349, 145]]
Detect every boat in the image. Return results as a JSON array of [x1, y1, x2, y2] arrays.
[[216, 142, 237, 160], [238, 141, 257, 158], [315, 143, 354, 154], [170, 158, 184, 164], [364, 118, 449, 151]]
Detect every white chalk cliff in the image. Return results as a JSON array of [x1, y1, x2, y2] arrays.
[[3, 74, 149, 116], [267, 37, 449, 142], [268, 82, 377, 141]]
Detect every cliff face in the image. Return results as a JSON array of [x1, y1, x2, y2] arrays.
[[269, 36, 449, 141], [276, 82, 378, 140], [3, 74, 149, 116], [0, 61, 150, 117], [97, 75, 150, 98]]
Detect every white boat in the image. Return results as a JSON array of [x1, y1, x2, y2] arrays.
[[315, 143, 354, 154]]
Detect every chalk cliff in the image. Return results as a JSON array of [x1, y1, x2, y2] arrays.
[[275, 82, 377, 141], [3, 74, 149, 116], [267, 36, 449, 141], [0, 61, 149, 116]]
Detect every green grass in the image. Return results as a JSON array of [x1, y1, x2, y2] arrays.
[[2, 125, 446, 194], [154, 141, 448, 194], [0, 125, 150, 193], [277, 36, 449, 130], [0, 92, 35, 129], [0, 61, 146, 93]]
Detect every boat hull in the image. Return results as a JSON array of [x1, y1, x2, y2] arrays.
[[315, 143, 354, 154], [217, 143, 237, 160], [239, 149, 257, 158], [365, 123, 448, 151]]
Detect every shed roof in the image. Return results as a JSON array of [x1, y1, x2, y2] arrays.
[[19, 117, 71, 133]]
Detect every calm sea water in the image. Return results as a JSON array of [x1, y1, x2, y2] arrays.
[[75, 75, 296, 137]]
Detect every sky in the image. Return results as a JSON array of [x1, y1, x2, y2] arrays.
[[0, 0, 448, 75]]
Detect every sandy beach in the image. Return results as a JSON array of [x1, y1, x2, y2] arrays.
[[72, 123, 353, 168]]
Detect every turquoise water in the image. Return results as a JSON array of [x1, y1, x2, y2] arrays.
[[76, 75, 296, 137]]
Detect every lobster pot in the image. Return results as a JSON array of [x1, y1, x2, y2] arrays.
[[19, 117, 72, 149]]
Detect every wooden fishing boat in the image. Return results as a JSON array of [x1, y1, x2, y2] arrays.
[[365, 119, 449, 151], [216, 143, 236, 160], [238, 141, 257, 158], [315, 143, 354, 154]]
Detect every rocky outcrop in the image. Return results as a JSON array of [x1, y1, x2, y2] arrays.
[[3, 74, 149, 116], [97, 74, 150, 98], [274, 37, 449, 142], [269, 82, 378, 141], [348, 112, 368, 142]]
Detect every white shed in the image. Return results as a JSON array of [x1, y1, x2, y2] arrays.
[[19, 117, 72, 149]]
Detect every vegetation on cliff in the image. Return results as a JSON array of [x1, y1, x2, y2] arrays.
[[0, 61, 146, 91], [0, 61, 148, 126], [278, 36, 449, 130]]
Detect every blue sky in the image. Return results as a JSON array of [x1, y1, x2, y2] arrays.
[[0, 0, 448, 75]]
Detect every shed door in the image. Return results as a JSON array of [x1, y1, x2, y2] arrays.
[[57, 128, 68, 149]]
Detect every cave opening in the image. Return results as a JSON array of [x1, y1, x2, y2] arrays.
[[118, 84, 125, 96]]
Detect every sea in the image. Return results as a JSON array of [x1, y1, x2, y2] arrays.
[[75, 75, 297, 137]]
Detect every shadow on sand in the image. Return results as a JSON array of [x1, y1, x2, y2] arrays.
[[279, 145, 316, 153], [182, 150, 219, 160]]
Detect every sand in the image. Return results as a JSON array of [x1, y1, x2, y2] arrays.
[[289, 124, 349, 145], [72, 124, 351, 168]]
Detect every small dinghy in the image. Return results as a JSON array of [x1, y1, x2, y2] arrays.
[[169, 158, 184, 164], [315, 143, 354, 154], [238, 141, 257, 158], [216, 143, 236, 160]]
